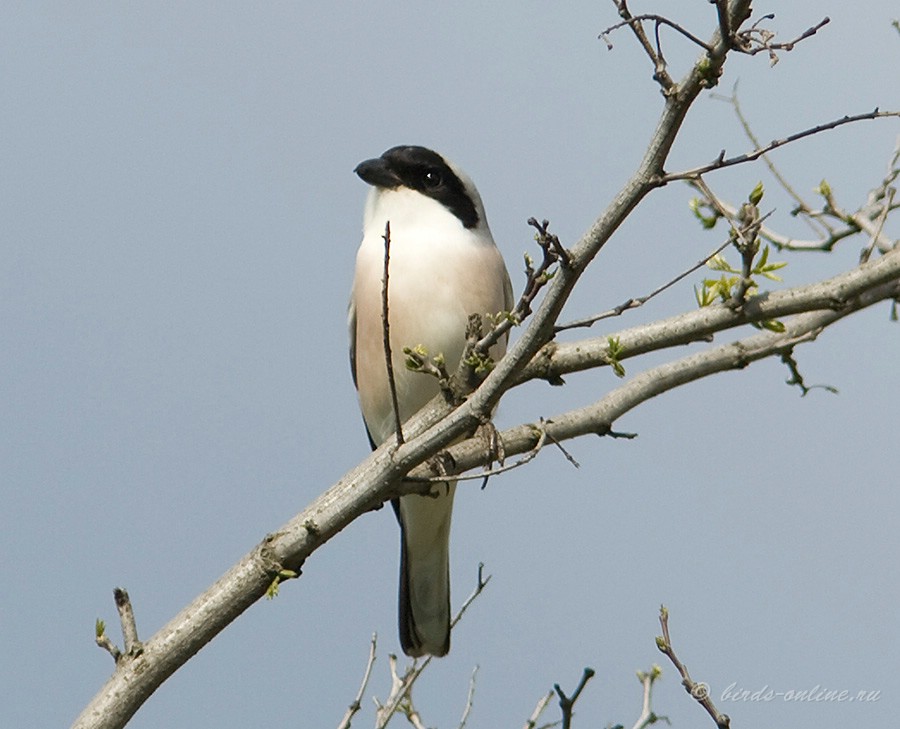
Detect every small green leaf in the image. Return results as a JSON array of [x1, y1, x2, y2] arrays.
[[748, 181, 764, 205], [816, 179, 832, 197], [752, 245, 788, 280], [759, 319, 786, 332], [606, 336, 626, 377], [693, 284, 706, 307], [689, 198, 719, 229], [403, 344, 428, 370], [95, 619, 106, 638], [707, 254, 739, 273], [266, 578, 280, 599], [464, 351, 494, 374]]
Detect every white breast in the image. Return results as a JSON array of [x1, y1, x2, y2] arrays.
[[352, 187, 509, 445]]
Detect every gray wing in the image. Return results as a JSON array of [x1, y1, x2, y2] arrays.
[[348, 298, 358, 390], [503, 266, 514, 313], [348, 297, 377, 451]]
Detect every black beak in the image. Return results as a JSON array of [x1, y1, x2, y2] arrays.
[[354, 156, 402, 188]]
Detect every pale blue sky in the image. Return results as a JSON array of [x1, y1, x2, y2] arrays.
[[2, 2, 898, 727]]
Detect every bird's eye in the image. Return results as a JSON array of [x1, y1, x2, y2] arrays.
[[422, 169, 442, 188]]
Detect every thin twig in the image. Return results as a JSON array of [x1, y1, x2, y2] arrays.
[[451, 563, 491, 630], [713, 85, 825, 234], [336, 634, 378, 729], [544, 425, 581, 468], [522, 691, 556, 729], [381, 221, 404, 445], [468, 218, 568, 366], [689, 179, 855, 252], [554, 668, 596, 729], [860, 187, 895, 263], [94, 620, 121, 663], [656, 606, 729, 729], [406, 424, 546, 485], [600, 13, 713, 53], [742, 16, 830, 58], [555, 236, 734, 331], [373, 567, 491, 725], [373, 654, 419, 729], [114, 588, 142, 658], [606, 2, 676, 92], [663, 109, 900, 183], [631, 666, 665, 729], [457, 666, 479, 729], [781, 349, 838, 397]]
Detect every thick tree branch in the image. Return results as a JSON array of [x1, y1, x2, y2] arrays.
[[427, 252, 900, 480], [520, 245, 900, 386]]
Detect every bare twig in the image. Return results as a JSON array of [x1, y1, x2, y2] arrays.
[[600, 13, 711, 51], [656, 606, 729, 729], [114, 588, 142, 658], [408, 424, 547, 484], [373, 567, 491, 726], [457, 666, 479, 729], [522, 691, 556, 729], [781, 349, 838, 396], [607, 2, 676, 92], [741, 16, 830, 60], [451, 563, 491, 631], [382, 221, 404, 445], [95, 589, 142, 665], [631, 665, 666, 729], [460, 218, 568, 388], [819, 184, 897, 257], [402, 697, 428, 729], [94, 621, 121, 663], [554, 668, 595, 729], [336, 634, 378, 729], [373, 654, 420, 729], [689, 179, 853, 252], [712, 86, 824, 227], [544, 426, 582, 469], [601, 14, 713, 54], [860, 186, 895, 263], [663, 109, 900, 183], [555, 236, 734, 331]]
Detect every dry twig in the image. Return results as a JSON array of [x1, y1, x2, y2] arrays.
[[656, 606, 728, 728]]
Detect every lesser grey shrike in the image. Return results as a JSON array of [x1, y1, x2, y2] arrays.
[[349, 145, 512, 657]]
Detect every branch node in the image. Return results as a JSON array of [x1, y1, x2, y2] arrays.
[[656, 606, 730, 728], [113, 587, 143, 658], [780, 349, 839, 397], [554, 667, 596, 728]]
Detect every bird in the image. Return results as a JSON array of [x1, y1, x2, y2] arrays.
[[349, 145, 512, 657]]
